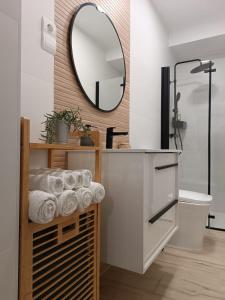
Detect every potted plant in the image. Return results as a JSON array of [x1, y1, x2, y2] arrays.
[[41, 108, 89, 144], [80, 124, 96, 146]]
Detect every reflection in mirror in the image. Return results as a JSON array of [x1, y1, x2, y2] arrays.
[[70, 3, 126, 112]]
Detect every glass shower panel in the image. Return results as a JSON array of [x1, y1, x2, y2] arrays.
[[169, 58, 225, 230], [170, 62, 209, 192], [209, 57, 225, 230]]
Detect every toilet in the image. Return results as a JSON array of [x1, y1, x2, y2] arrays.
[[168, 189, 213, 251]]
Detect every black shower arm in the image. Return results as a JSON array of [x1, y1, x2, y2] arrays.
[[174, 59, 202, 83], [174, 58, 202, 68], [174, 59, 201, 83]]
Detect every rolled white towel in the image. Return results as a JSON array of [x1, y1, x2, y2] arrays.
[[77, 169, 93, 187], [89, 182, 105, 203], [29, 168, 62, 175], [29, 174, 64, 195], [50, 170, 76, 190], [69, 171, 83, 189], [29, 191, 57, 224], [64, 170, 85, 189], [57, 190, 78, 217], [75, 187, 93, 210]]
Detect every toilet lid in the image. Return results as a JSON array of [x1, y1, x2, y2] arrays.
[[179, 189, 213, 205]]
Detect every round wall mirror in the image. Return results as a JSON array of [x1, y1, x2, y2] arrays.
[[69, 3, 126, 112]]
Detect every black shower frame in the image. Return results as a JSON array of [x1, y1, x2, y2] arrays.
[[161, 60, 216, 228]]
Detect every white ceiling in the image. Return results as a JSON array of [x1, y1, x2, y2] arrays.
[[151, 0, 225, 60], [151, 0, 225, 34]]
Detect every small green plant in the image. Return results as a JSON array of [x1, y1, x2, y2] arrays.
[[41, 108, 90, 143]]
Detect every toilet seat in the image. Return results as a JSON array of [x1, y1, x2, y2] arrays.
[[179, 189, 212, 205]]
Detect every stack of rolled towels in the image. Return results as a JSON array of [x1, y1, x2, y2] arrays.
[[29, 168, 105, 224]]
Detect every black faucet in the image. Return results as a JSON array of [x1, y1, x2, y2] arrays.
[[106, 127, 128, 149]]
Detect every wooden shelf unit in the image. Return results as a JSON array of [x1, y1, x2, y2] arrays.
[[19, 118, 101, 300], [30, 143, 101, 151]]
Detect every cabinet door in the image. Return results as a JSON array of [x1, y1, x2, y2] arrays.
[[151, 153, 178, 216], [143, 204, 177, 272], [143, 153, 178, 273]]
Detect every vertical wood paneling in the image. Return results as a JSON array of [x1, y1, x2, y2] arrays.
[[54, 0, 130, 148]]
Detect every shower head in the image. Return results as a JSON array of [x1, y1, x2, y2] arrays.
[[190, 60, 214, 74]]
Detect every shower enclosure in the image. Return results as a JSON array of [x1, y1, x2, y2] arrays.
[[161, 57, 225, 231]]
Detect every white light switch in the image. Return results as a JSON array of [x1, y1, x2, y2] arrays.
[[41, 16, 56, 55]]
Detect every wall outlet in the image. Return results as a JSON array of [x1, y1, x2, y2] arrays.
[[41, 16, 56, 55]]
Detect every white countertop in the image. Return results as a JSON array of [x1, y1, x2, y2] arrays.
[[103, 148, 181, 153], [71, 148, 181, 153]]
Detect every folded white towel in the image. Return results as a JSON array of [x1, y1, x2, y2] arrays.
[[29, 174, 64, 195], [78, 169, 93, 187], [29, 168, 64, 175], [29, 168, 60, 175], [29, 191, 57, 224], [89, 182, 105, 203], [76, 187, 93, 210], [57, 190, 78, 217]]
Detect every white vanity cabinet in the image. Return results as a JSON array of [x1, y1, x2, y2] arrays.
[[68, 149, 179, 274], [101, 150, 179, 274]]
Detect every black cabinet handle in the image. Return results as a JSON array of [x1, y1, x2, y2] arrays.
[[155, 163, 178, 170], [149, 199, 178, 224]]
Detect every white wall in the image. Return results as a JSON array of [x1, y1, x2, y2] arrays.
[[130, 0, 175, 149], [0, 0, 21, 298], [20, 0, 55, 142]]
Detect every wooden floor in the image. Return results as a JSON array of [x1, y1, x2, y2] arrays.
[[100, 230, 225, 300]]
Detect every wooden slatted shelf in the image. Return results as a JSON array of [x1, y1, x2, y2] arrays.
[[19, 117, 101, 300], [30, 143, 101, 151]]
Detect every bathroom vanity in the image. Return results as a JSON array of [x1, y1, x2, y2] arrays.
[[69, 149, 179, 274]]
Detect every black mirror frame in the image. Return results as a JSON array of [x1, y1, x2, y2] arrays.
[[69, 2, 126, 112]]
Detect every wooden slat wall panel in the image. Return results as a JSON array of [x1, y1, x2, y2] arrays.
[[54, 0, 130, 148]]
